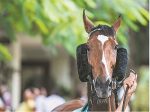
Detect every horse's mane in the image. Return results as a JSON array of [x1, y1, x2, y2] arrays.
[[90, 25, 115, 37]]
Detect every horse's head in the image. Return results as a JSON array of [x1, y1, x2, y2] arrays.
[[83, 10, 121, 98]]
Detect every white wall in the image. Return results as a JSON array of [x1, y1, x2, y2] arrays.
[[51, 49, 72, 91]]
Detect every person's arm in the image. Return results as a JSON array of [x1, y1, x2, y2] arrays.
[[115, 72, 137, 112]]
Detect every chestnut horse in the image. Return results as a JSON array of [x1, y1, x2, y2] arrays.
[[53, 10, 129, 112]]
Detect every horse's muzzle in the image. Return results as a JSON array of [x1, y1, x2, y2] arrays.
[[94, 77, 112, 98]]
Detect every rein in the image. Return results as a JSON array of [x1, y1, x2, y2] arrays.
[[122, 86, 129, 111]]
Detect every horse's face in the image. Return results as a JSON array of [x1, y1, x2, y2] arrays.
[[87, 30, 117, 80], [87, 28, 118, 98], [83, 10, 121, 98]]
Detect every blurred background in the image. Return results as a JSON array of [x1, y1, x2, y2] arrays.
[[0, 0, 149, 111]]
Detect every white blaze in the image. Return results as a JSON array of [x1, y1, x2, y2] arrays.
[[97, 35, 110, 78], [97, 35, 109, 46]]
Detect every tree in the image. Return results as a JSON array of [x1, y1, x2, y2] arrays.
[[0, 0, 148, 59]]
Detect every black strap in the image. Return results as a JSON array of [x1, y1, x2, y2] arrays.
[[87, 75, 97, 96], [113, 90, 119, 108], [122, 86, 129, 111]]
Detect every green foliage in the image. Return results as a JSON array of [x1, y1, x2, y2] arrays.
[[0, 44, 12, 61], [0, 0, 149, 58], [77, 0, 149, 46], [132, 66, 149, 111]]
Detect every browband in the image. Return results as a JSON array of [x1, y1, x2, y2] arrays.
[[88, 28, 102, 37]]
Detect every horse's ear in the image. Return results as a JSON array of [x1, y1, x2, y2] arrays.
[[83, 9, 94, 33], [112, 16, 121, 32]]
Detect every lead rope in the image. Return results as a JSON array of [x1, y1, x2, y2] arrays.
[[122, 86, 129, 112]]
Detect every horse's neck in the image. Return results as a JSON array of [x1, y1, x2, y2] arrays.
[[87, 83, 116, 111]]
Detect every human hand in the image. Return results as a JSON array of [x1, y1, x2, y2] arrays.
[[123, 70, 137, 95]]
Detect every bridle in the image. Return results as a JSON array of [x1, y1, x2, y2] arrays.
[[85, 27, 127, 110], [76, 25, 130, 111]]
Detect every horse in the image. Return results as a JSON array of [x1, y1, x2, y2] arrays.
[[53, 10, 132, 112]]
